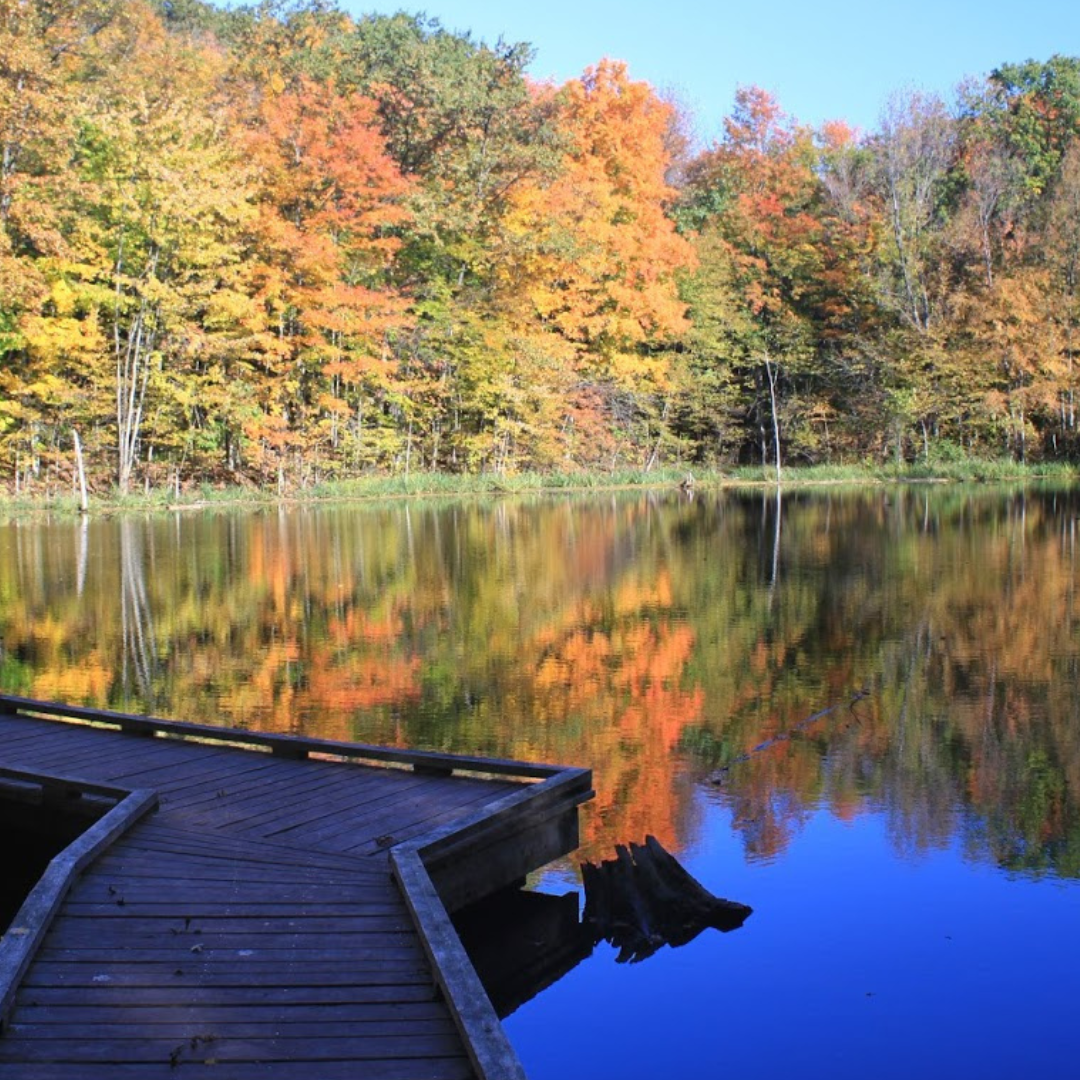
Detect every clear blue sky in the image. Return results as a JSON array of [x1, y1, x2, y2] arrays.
[[346, 0, 1080, 141]]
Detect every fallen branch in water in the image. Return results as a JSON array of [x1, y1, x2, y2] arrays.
[[708, 686, 871, 785]]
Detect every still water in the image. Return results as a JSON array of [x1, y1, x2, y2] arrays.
[[0, 486, 1077, 1077]]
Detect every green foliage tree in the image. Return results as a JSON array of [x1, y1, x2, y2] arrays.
[[989, 55, 1080, 196]]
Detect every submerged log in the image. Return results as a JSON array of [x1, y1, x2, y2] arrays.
[[581, 835, 752, 963]]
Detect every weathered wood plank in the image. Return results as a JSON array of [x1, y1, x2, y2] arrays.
[[51, 914, 412, 932], [0, 1032, 465, 1062], [0, 788, 159, 1029], [393, 848, 526, 1080], [84, 863, 381, 891], [65, 880, 395, 905], [6, 1017, 459, 1040], [336, 787, 524, 858], [159, 760, 370, 812], [103, 750, 286, 789], [264, 780, 510, 853], [20, 962, 436, 988], [0, 724, 107, 755], [35, 945, 426, 964], [43, 926, 419, 950], [0, 1059, 474, 1080], [14, 985, 441, 1007], [8, 1001, 450, 1026], [111, 824, 373, 872], [146, 757, 283, 803], [192, 772, 454, 837], [18, 733, 236, 773]]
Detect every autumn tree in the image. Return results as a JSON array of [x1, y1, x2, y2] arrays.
[[0, 0, 123, 488], [941, 67, 1080, 460], [239, 75, 411, 481], [872, 90, 956, 335], [497, 60, 695, 468], [59, 9, 254, 492], [679, 89, 876, 472], [347, 16, 571, 473], [863, 90, 976, 459], [1045, 142, 1080, 443]]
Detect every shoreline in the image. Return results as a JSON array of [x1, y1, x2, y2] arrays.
[[0, 461, 1076, 519]]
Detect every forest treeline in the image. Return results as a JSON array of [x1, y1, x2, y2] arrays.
[[3, 0, 1080, 493]]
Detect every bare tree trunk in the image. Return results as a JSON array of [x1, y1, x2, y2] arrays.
[[72, 428, 88, 513], [764, 356, 782, 484], [114, 241, 159, 494], [644, 398, 670, 472]]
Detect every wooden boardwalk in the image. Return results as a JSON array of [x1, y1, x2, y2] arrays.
[[0, 697, 591, 1079]]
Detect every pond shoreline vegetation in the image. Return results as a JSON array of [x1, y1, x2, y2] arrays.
[[1, 459, 1076, 518]]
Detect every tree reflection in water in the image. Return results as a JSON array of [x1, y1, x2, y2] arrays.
[[0, 486, 1077, 879]]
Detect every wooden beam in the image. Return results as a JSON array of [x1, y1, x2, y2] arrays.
[[392, 847, 527, 1080]]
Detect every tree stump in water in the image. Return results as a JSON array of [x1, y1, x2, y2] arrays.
[[581, 835, 752, 963]]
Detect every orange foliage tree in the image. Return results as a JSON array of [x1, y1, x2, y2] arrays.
[[239, 76, 412, 481], [498, 61, 696, 466]]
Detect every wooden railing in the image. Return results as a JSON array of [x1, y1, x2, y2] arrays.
[[0, 692, 569, 779]]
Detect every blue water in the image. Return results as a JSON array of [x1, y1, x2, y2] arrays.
[[509, 795, 1080, 1079]]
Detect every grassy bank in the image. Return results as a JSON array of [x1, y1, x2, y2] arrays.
[[1, 458, 1077, 517]]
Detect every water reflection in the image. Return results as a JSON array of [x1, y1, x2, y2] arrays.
[[118, 519, 160, 702], [454, 890, 592, 1018], [0, 486, 1077, 879]]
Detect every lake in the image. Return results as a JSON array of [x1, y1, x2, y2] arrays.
[[1, 485, 1077, 1078]]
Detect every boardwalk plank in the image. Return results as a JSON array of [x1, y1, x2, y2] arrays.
[[14, 985, 442, 1007], [235, 778, 497, 845], [86, 859, 381, 888], [6, 1017, 459, 1039], [114, 823, 377, 873], [43, 926, 419, 950], [65, 880, 394, 904], [35, 945, 426, 964], [180, 771, 446, 835], [147, 757, 283, 802], [158, 760, 369, 812], [51, 913, 413, 932], [8, 1001, 450, 1025], [0, 1032, 465, 1062], [21, 963, 436, 988], [0, 1059, 473, 1080], [316, 784, 514, 855]]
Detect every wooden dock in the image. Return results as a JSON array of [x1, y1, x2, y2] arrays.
[[0, 695, 592, 1079]]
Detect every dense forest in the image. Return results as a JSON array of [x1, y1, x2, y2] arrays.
[[3, 0, 1080, 493]]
